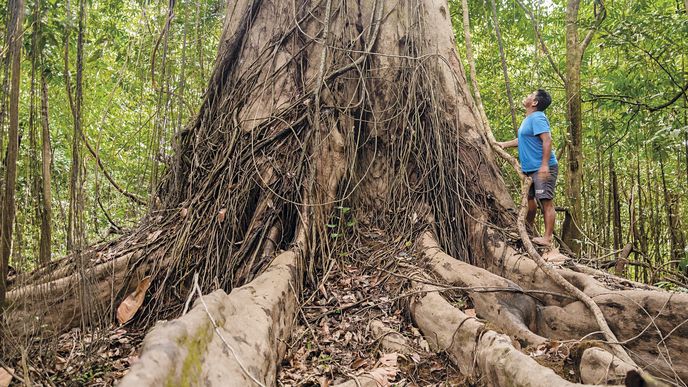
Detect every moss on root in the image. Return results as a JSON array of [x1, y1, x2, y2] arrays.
[[169, 322, 213, 387]]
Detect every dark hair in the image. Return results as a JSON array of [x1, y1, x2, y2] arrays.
[[534, 89, 552, 111]]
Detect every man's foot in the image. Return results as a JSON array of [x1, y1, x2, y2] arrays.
[[532, 236, 552, 247]]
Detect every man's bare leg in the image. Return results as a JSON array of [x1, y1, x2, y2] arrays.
[[533, 198, 555, 246], [526, 198, 537, 229]]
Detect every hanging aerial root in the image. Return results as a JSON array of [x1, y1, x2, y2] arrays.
[[119, 250, 302, 386]]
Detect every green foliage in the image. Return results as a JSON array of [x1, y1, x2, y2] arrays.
[[452, 0, 688, 281], [2, 0, 687, 284], [1, 0, 224, 269], [329, 206, 355, 240]]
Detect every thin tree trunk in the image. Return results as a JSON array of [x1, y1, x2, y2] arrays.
[[489, 0, 517, 132], [648, 147, 661, 270], [636, 147, 648, 282], [658, 153, 671, 265], [149, 0, 175, 197], [562, 0, 584, 254], [0, 0, 24, 310], [684, 56, 687, 187], [0, 0, 17, 192], [611, 155, 622, 256], [195, 0, 203, 76], [605, 154, 611, 250], [64, 0, 75, 251], [35, 0, 52, 265], [66, 0, 85, 252], [685, 129, 688, 188], [39, 72, 52, 264], [29, 0, 41, 262], [596, 126, 604, 254], [659, 153, 685, 268], [561, 0, 605, 255]]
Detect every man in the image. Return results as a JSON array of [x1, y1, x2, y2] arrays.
[[497, 89, 558, 246]]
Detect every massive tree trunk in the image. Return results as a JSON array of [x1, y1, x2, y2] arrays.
[[2, 0, 687, 385]]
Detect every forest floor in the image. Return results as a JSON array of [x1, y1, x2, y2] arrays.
[[21, 325, 143, 386], [277, 261, 468, 386], [10, 231, 589, 386]]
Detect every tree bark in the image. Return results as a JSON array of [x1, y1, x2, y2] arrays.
[[660, 153, 687, 268], [562, 0, 584, 254], [561, 0, 605, 254], [65, 0, 85, 253], [0, 0, 15, 174], [0, 0, 24, 310], [39, 72, 53, 265], [611, 155, 622, 258]]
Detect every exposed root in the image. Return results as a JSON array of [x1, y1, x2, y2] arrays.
[[370, 320, 415, 355], [120, 250, 301, 386], [419, 232, 547, 347], [579, 347, 634, 384], [475, 229, 688, 384], [410, 284, 583, 386]]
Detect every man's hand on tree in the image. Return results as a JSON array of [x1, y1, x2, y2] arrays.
[[538, 165, 550, 180]]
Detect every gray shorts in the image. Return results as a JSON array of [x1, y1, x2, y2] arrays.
[[527, 164, 558, 200]]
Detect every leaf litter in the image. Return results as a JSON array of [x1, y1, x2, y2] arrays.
[[3, 325, 144, 386], [277, 257, 469, 386]]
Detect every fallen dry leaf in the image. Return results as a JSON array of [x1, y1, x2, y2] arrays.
[[409, 353, 421, 363], [217, 208, 227, 223], [0, 367, 13, 387], [417, 337, 430, 351], [376, 352, 398, 368], [368, 367, 397, 387], [344, 331, 353, 345], [147, 230, 162, 242], [319, 283, 328, 299], [351, 357, 369, 370], [117, 276, 152, 324]]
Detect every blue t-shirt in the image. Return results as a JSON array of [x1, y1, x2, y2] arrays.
[[517, 111, 557, 173]]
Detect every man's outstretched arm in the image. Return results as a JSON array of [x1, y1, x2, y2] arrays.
[[497, 138, 518, 148]]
